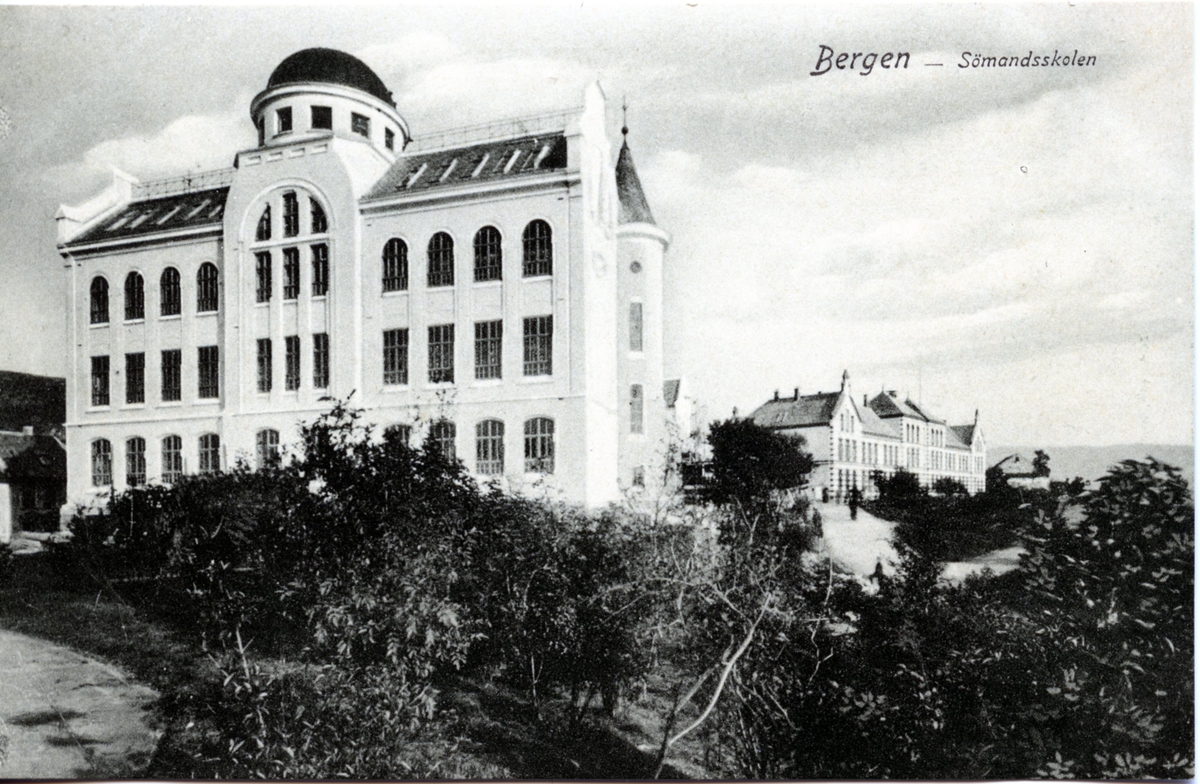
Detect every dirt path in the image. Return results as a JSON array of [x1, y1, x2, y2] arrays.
[[818, 502, 899, 578], [0, 629, 160, 778]]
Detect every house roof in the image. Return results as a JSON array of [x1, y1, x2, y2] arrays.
[[0, 371, 65, 437], [68, 187, 229, 246], [616, 140, 655, 225], [949, 424, 976, 449], [867, 391, 945, 424], [860, 405, 901, 439], [364, 133, 568, 201], [751, 392, 840, 429], [0, 433, 65, 481], [267, 48, 394, 107], [663, 379, 681, 408]]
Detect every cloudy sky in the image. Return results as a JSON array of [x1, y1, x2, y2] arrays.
[[0, 3, 1191, 447]]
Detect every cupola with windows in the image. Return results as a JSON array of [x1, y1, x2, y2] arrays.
[[250, 47, 410, 158]]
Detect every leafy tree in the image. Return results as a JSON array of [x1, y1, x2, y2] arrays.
[[874, 467, 924, 507], [932, 476, 968, 497], [1032, 449, 1051, 477], [704, 418, 813, 511]]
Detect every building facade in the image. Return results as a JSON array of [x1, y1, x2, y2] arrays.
[[750, 371, 987, 500], [57, 48, 671, 510]]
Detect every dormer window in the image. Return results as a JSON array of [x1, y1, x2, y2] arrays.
[[311, 105, 332, 130], [351, 112, 370, 138], [276, 107, 293, 135]]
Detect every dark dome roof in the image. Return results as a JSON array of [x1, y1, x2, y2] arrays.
[[267, 48, 394, 106]]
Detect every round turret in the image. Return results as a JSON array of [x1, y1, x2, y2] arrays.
[[250, 47, 409, 157]]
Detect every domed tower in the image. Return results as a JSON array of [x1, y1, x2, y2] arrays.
[[249, 48, 410, 160]]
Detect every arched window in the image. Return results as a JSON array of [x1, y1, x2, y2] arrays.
[[160, 267, 181, 316], [310, 199, 327, 234], [476, 419, 504, 475], [256, 429, 280, 468], [90, 277, 109, 325], [126, 437, 146, 486], [283, 192, 299, 237], [473, 226, 502, 282], [124, 272, 145, 320], [91, 439, 112, 487], [382, 238, 408, 292], [256, 205, 271, 241], [197, 263, 219, 312], [162, 435, 183, 483], [198, 433, 220, 474], [524, 417, 555, 474], [522, 220, 552, 277], [427, 232, 454, 287], [428, 420, 456, 461]]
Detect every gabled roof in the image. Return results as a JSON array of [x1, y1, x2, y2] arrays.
[[616, 140, 655, 225], [860, 405, 901, 439], [751, 392, 840, 429], [867, 391, 945, 424], [67, 187, 228, 246], [0, 433, 65, 481], [663, 379, 681, 408], [0, 371, 65, 437], [364, 133, 568, 201], [948, 424, 977, 450]]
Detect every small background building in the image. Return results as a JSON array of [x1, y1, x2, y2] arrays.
[[750, 371, 987, 500], [0, 371, 66, 542]]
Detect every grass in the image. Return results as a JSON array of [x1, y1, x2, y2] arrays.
[[0, 552, 697, 779]]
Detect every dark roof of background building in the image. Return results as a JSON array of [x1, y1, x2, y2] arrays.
[[0, 433, 65, 481], [268, 48, 394, 107], [949, 424, 977, 449], [860, 405, 901, 439], [867, 391, 945, 424], [68, 187, 229, 246], [616, 141, 655, 225], [751, 391, 841, 429], [364, 133, 568, 201], [0, 371, 65, 437]]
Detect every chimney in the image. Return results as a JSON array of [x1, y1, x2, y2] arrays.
[[773, 389, 779, 401], [794, 387, 799, 399], [864, 394, 868, 406], [887, 389, 897, 398]]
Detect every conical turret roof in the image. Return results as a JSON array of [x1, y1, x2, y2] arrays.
[[616, 140, 656, 226]]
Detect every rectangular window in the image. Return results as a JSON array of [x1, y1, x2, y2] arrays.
[[474, 320, 502, 380], [283, 247, 300, 299], [198, 345, 219, 399], [630, 302, 644, 352], [428, 324, 455, 383], [476, 420, 504, 475], [125, 352, 145, 404], [311, 244, 329, 296], [285, 335, 300, 391], [313, 332, 330, 389], [91, 440, 112, 486], [126, 438, 146, 486], [283, 192, 299, 237], [276, 106, 292, 134], [630, 384, 644, 434], [522, 316, 552, 376], [351, 112, 370, 138], [161, 349, 181, 402], [383, 328, 409, 385], [199, 433, 220, 474], [162, 435, 183, 483], [385, 127, 395, 150], [311, 105, 332, 130], [91, 355, 110, 406], [257, 339, 272, 393], [255, 252, 272, 303]]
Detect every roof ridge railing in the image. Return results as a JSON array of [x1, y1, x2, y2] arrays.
[[132, 168, 235, 200], [407, 107, 582, 153]]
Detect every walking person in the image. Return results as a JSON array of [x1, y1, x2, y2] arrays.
[[848, 485, 860, 520]]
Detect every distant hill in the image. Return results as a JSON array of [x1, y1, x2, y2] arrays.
[[0, 370, 66, 437], [990, 444, 1194, 489]]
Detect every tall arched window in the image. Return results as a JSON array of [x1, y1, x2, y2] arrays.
[[199, 433, 220, 474], [428, 420, 456, 461], [427, 232, 454, 287], [256, 429, 280, 468], [282, 192, 299, 237], [382, 238, 408, 292], [476, 419, 504, 475], [162, 435, 183, 483], [473, 226, 502, 282], [524, 417, 555, 473], [310, 199, 327, 234], [522, 220, 552, 277], [197, 263, 219, 312], [160, 267, 181, 316], [90, 277, 109, 325], [124, 272, 145, 320], [256, 205, 271, 241], [91, 439, 112, 486], [126, 437, 146, 486]]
